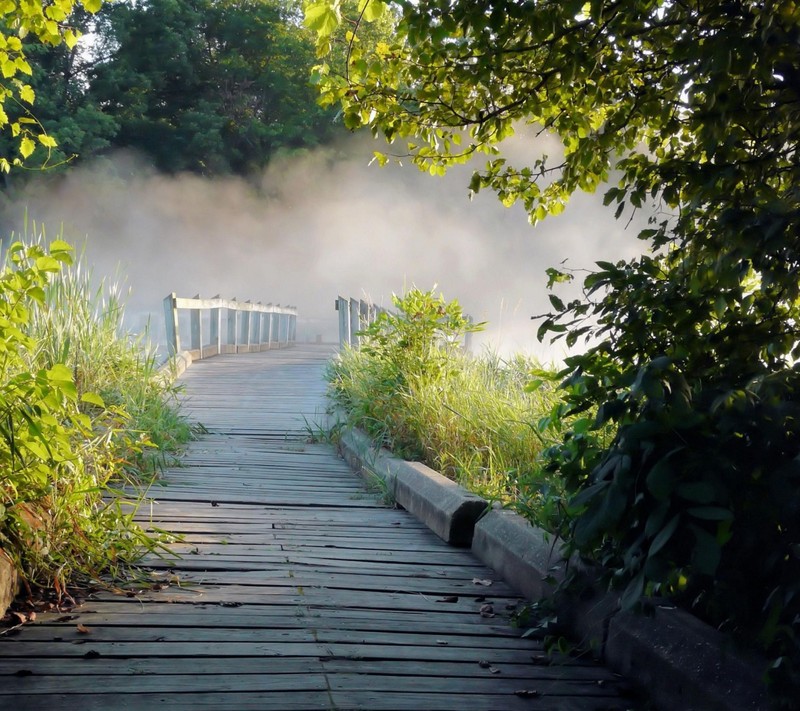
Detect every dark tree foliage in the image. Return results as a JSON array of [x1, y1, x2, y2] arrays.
[[305, 0, 800, 700], [0, 0, 339, 181], [89, 0, 337, 175]]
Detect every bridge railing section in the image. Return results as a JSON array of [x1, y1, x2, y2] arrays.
[[164, 293, 297, 360], [335, 296, 391, 348], [335, 295, 475, 352]]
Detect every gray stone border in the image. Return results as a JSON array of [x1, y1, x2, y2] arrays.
[[0, 548, 18, 618], [336, 419, 769, 711]]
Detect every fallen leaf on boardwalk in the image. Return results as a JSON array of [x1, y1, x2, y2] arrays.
[[479, 603, 495, 618], [435, 640, 449, 645], [472, 578, 493, 586], [478, 660, 491, 668], [211, 501, 219, 507], [514, 690, 541, 698], [83, 650, 101, 659], [220, 601, 242, 608], [436, 595, 459, 603], [55, 615, 78, 623], [76, 624, 91, 633], [489, 666, 501, 674]]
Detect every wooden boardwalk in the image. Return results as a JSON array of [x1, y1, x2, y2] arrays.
[[0, 344, 635, 710]]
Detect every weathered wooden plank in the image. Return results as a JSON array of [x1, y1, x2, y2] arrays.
[[0, 640, 552, 664], [18, 603, 531, 637], [0, 656, 610, 679], [3, 626, 535, 651], [0, 694, 333, 711], [4, 672, 330, 694]]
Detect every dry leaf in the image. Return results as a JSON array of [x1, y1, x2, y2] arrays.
[[435, 640, 449, 646], [479, 603, 495, 618], [472, 578, 493, 586], [478, 660, 491, 668], [76, 623, 91, 634], [514, 690, 541, 698], [436, 595, 459, 603]]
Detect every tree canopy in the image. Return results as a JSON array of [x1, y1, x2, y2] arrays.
[[1, 0, 348, 179], [305, 0, 800, 699], [0, 0, 105, 170]]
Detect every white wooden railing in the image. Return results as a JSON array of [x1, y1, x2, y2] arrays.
[[163, 293, 297, 360]]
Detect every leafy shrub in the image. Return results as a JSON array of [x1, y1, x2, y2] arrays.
[[541, 252, 800, 703]]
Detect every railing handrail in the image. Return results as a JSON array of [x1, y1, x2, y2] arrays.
[[164, 292, 297, 361]]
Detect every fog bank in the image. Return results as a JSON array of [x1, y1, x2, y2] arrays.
[[1, 130, 646, 361]]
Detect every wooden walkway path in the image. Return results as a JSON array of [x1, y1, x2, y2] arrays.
[[0, 344, 634, 710]]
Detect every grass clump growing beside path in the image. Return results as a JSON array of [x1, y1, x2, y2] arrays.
[[0, 237, 190, 599], [325, 288, 569, 530]]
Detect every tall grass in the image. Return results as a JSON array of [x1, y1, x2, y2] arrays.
[[27, 245, 191, 474], [0, 231, 190, 596], [326, 289, 571, 530]]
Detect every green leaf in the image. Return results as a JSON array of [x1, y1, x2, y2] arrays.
[[362, 0, 385, 22], [19, 136, 34, 158], [676, 481, 716, 503], [687, 506, 733, 521], [305, 2, 341, 37], [691, 526, 722, 575], [648, 513, 680, 557], [80, 392, 105, 408]]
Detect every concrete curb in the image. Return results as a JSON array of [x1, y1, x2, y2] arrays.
[[471, 509, 768, 710], [337, 426, 488, 547], [336, 421, 769, 710], [156, 350, 194, 384]]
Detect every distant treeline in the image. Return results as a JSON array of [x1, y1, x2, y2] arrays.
[[0, 0, 349, 183]]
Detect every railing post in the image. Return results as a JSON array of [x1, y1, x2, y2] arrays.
[[210, 294, 221, 357], [252, 302, 261, 348], [265, 305, 273, 349], [241, 302, 251, 352], [349, 298, 360, 348], [227, 298, 237, 354], [276, 306, 285, 346], [163, 293, 180, 356], [336, 296, 349, 348], [289, 309, 297, 344], [190, 293, 203, 358]]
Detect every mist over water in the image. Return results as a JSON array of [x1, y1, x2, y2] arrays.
[[1, 130, 645, 361]]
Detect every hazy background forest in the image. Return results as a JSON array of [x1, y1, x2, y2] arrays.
[[0, 0, 641, 355]]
